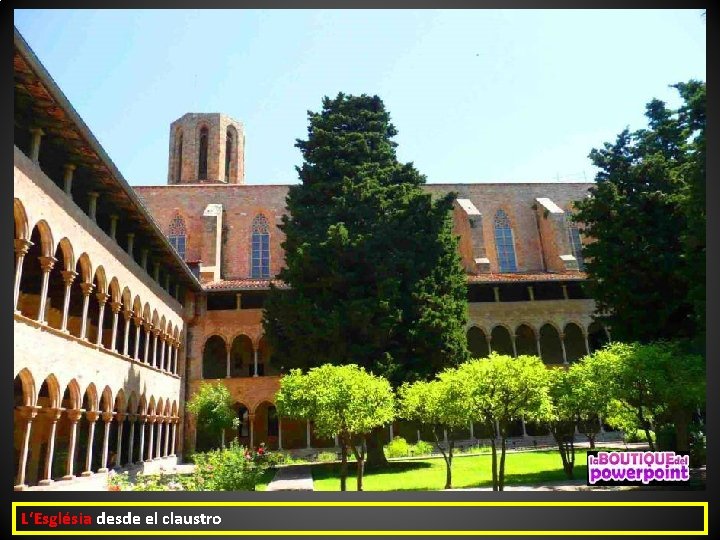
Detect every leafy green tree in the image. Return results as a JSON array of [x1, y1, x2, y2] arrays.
[[263, 93, 469, 466], [566, 349, 620, 448], [457, 354, 552, 491], [275, 364, 395, 491], [186, 383, 239, 450], [546, 368, 578, 479], [398, 371, 471, 489], [607, 341, 705, 452], [573, 81, 706, 345]]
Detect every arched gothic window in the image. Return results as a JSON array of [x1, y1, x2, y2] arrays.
[[225, 128, 234, 182], [567, 221, 585, 271], [168, 214, 187, 259], [494, 209, 517, 272], [198, 126, 208, 180], [251, 214, 270, 278]]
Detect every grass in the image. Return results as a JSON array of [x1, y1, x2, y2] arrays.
[[311, 448, 600, 491], [254, 468, 279, 491]]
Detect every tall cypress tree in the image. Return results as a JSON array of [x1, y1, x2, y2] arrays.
[[263, 94, 469, 461]]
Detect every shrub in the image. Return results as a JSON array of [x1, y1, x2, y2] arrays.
[[107, 470, 192, 492], [315, 451, 338, 462], [409, 440, 433, 456], [192, 441, 270, 491], [385, 437, 410, 458]]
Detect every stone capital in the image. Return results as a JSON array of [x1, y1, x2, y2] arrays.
[[41, 407, 64, 421], [38, 256, 57, 272], [143, 321, 154, 332], [147, 414, 157, 424], [14, 238, 33, 256], [115, 412, 127, 423], [85, 410, 100, 423], [138, 414, 148, 423], [65, 408, 84, 422], [152, 327, 161, 336], [110, 301, 123, 313], [132, 315, 144, 326], [79, 282, 95, 296], [61, 270, 79, 285], [95, 291, 110, 305], [29, 127, 45, 137], [123, 309, 134, 321], [101, 411, 114, 423], [63, 163, 77, 173], [15, 405, 41, 420]]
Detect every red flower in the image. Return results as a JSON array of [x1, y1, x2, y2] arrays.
[[258, 447, 265, 455], [108, 485, 121, 492]]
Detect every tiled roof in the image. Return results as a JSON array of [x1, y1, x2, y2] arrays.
[[203, 272, 588, 291], [467, 272, 587, 283], [204, 279, 288, 291]]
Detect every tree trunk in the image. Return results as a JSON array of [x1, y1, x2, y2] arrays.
[[365, 426, 388, 468], [498, 436, 507, 491], [673, 409, 691, 452], [490, 435, 498, 491], [351, 437, 366, 492], [431, 427, 452, 490], [340, 437, 348, 492], [587, 433, 596, 449], [445, 440, 454, 490]]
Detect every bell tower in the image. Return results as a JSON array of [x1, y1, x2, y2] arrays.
[[167, 113, 245, 184]]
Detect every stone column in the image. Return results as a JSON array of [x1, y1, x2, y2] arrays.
[[62, 409, 83, 480], [226, 346, 231, 378], [109, 215, 119, 241], [141, 249, 149, 271], [137, 415, 147, 462], [79, 282, 95, 340], [562, 284, 569, 300], [535, 336, 542, 359], [95, 292, 109, 346], [14, 405, 40, 489], [559, 332, 568, 365], [511, 334, 518, 357], [173, 342, 179, 374], [163, 418, 171, 457], [598, 414, 606, 434], [88, 192, 99, 222], [253, 349, 259, 377], [29, 127, 44, 163], [583, 330, 591, 355], [133, 316, 143, 360], [13, 238, 32, 312], [63, 163, 76, 195], [145, 415, 156, 461], [155, 417, 164, 459], [109, 302, 122, 351], [36, 255, 57, 323], [417, 430, 421, 443], [306, 419, 311, 449], [98, 411, 113, 473], [126, 233, 135, 258], [127, 415, 136, 464], [81, 411, 99, 476], [60, 270, 78, 332], [495, 420, 501, 439], [39, 407, 63, 485], [153, 262, 160, 282], [521, 417, 528, 437], [389, 423, 394, 440], [143, 323, 153, 364], [443, 429, 448, 445], [114, 413, 125, 468], [159, 334, 166, 371], [469, 422, 474, 440], [170, 419, 178, 456], [278, 418, 283, 450], [151, 328, 159, 368]]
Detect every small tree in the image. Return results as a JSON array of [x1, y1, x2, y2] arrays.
[[546, 368, 579, 479], [566, 349, 620, 448], [275, 364, 395, 491], [608, 341, 705, 452], [458, 354, 552, 491], [186, 383, 239, 450], [398, 370, 470, 489]]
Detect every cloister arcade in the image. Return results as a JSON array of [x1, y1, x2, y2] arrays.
[[466, 320, 610, 363], [14, 199, 183, 375], [201, 334, 278, 379], [13, 369, 180, 489]]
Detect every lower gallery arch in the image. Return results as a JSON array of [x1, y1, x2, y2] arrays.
[[467, 326, 489, 359], [229, 335, 253, 378], [564, 323, 587, 362], [539, 323, 564, 364], [515, 324, 537, 356], [588, 321, 610, 352], [17, 225, 44, 320], [202, 335, 227, 379], [14, 369, 36, 488], [490, 325, 514, 356]]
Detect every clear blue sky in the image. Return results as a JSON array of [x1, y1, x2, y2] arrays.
[[14, 9, 705, 186]]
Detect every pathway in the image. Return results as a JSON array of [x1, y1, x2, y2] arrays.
[[265, 465, 314, 491]]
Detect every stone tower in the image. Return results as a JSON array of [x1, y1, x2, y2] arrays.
[[167, 113, 245, 184]]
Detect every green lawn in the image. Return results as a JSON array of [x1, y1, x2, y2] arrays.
[[254, 468, 278, 491], [311, 449, 595, 491]]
